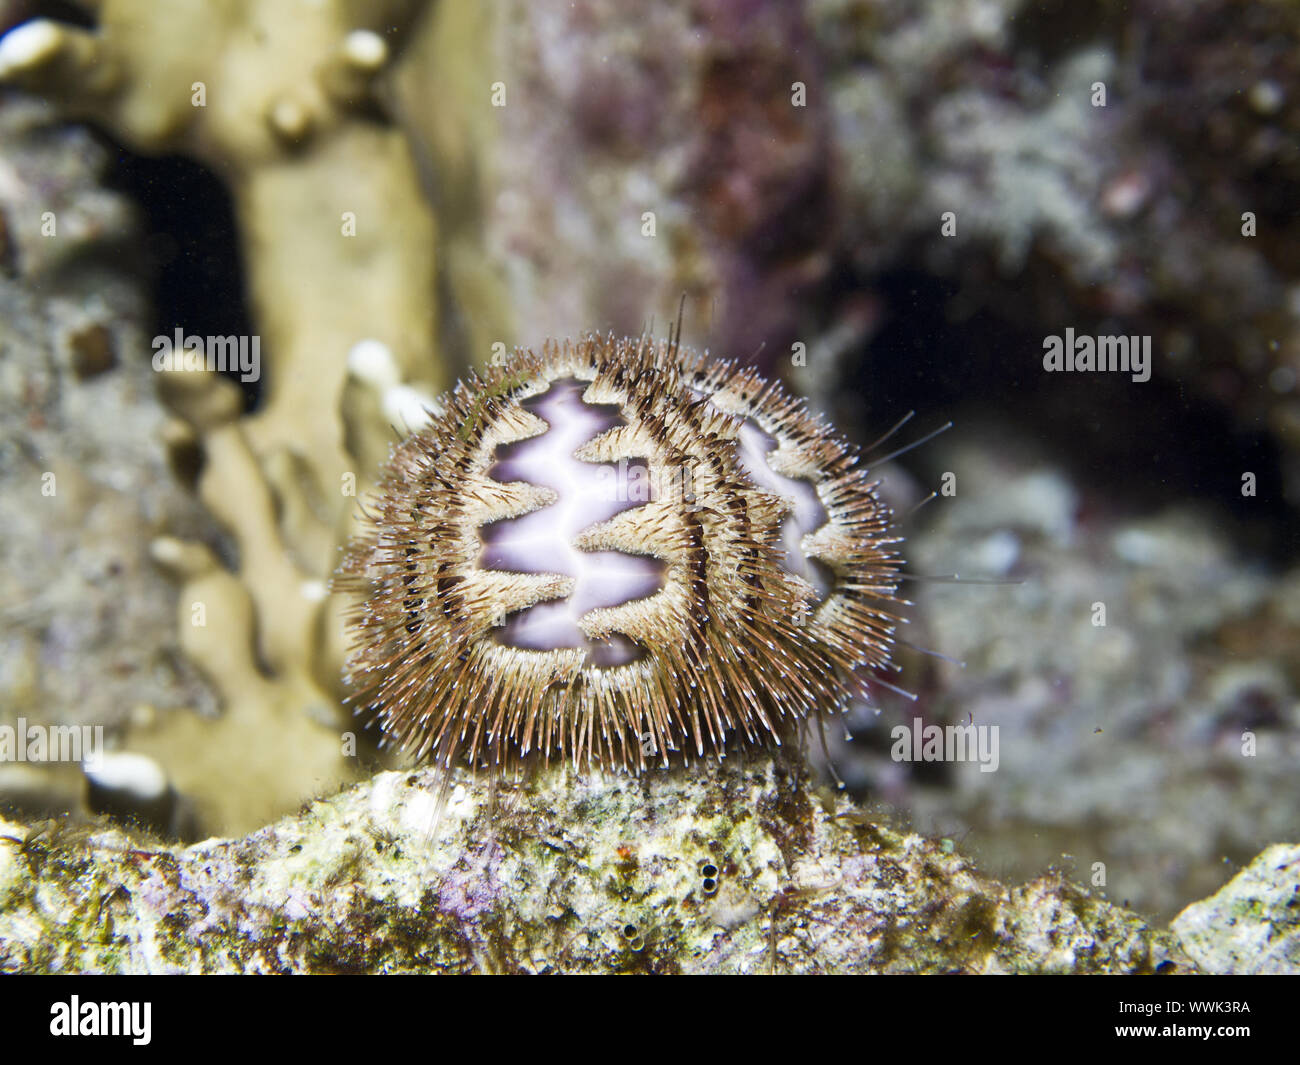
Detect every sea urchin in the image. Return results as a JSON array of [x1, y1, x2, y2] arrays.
[[335, 334, 904, 776]]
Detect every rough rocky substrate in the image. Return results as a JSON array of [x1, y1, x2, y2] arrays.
[[4, 760, 1290, 974]]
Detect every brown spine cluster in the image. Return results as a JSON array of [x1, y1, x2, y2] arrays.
[[335, 334, 904, 775]]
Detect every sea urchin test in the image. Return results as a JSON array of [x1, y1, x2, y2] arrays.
[[335, 334, 904, 775]]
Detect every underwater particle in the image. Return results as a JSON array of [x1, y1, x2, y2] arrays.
[[267, 96, 313, 144], [65, 322, 117, 379], [334, 334, 904, 776], [347, 337, 441, 434], [0, 22, 64, 80], [341, 30, 388, 73]]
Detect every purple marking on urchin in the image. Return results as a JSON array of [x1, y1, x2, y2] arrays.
[[690, 386, 832, 598], [732, 419, 832, 598], [480, 378, 664, 666]]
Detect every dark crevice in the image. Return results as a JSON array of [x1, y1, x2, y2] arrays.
[[836, 267, 1299, 564], [102, 149, 261, 411]]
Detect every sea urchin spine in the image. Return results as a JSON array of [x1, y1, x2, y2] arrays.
[[335, 334, 904, 776]]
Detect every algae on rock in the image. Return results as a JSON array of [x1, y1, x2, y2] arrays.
[[0, 761, 1203, 974], [1172, 843, 1300, 975]]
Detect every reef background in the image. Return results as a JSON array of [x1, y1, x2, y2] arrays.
[[0, 0, 1297, 970]]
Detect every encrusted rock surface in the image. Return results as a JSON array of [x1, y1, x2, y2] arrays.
[[1171, 843, 1300, 975], [0, 760, 1207, 974]]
